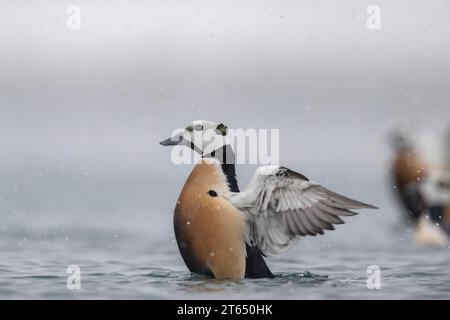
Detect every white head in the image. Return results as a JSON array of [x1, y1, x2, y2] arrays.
[[160, 120, 231, 160]]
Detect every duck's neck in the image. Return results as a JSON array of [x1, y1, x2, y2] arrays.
[[221, 162, 239, 192], [203, 144, 239, 192]]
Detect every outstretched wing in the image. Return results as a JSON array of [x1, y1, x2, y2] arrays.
[[230, 166, 377, 255]]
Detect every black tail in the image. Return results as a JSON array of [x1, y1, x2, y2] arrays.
[[244, 244, 274, 278]]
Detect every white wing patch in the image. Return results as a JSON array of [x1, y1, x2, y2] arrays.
[[231, 166, 377, 255]]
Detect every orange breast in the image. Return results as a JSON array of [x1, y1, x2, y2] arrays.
[[393, 151, 427, 189], [174, 159, 246, 279]]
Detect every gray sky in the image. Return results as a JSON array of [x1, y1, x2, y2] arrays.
[[0, 1, 449, 233]]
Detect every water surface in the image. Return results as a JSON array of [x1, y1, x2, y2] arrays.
[[1, 221, 449, 299]]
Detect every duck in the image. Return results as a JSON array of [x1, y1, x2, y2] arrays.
[[160, 120, 377, 279], [388, 128, 450, 245], [388, 129, 428, 224]]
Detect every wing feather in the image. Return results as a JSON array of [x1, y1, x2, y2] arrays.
[[230, 166, 377, 255], [296, 209, 317, 236]]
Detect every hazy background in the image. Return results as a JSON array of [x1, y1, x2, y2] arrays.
[[0, 0, 449, 298]]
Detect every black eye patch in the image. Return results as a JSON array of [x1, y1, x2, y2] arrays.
[[207, 190, 218, 197], [215, 123, 227, 136]]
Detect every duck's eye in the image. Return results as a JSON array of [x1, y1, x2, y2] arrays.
[[194, 124, 203, 131], [186, 126, 193, 132], [208, 190, 218, 197]]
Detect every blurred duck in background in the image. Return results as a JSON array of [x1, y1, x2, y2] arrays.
[[389, 130, 428, 225], [389, 127, 450, 246]]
